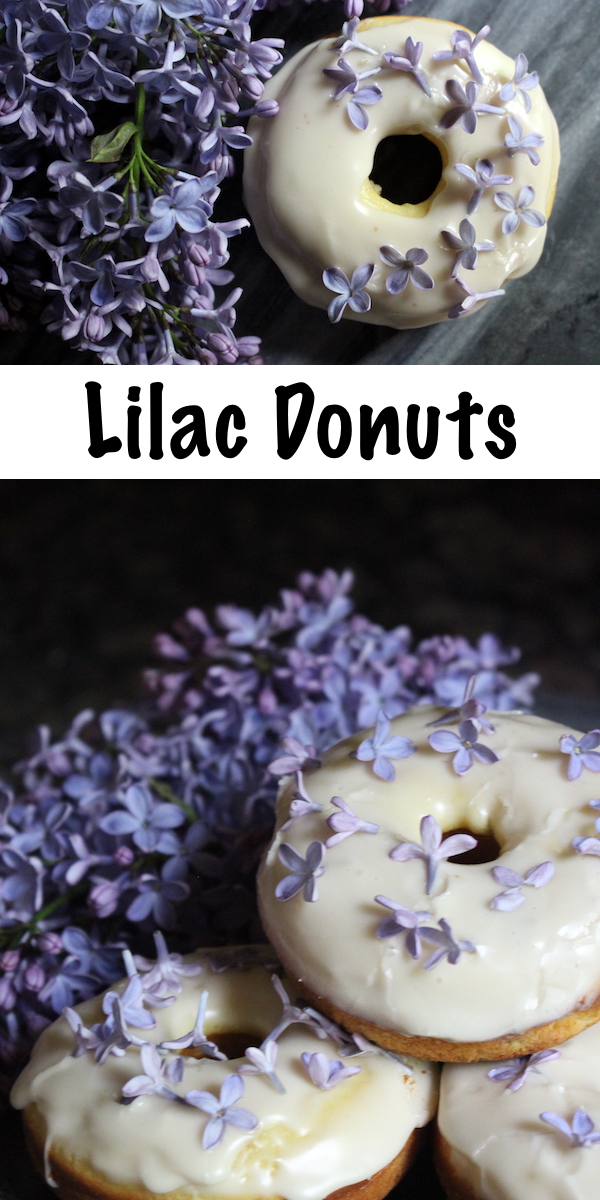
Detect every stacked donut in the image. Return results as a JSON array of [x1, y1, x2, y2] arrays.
[[13, 684, 600, 1200], [257, 696, 600, 1200]]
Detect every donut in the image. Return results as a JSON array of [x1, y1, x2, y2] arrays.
[[257, 705, 600, 1062], [10, 941, 438, 1200], [243, 17, 560, 329], [436, 1021, 600, 1200]]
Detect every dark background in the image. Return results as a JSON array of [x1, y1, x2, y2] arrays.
[[1, 478, 599, 774]]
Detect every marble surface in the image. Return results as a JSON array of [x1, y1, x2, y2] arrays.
[[233, 0, 600, 364], [1, 0, 597, 367]]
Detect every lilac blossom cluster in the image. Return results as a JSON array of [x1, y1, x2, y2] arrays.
[[0, 568, 538, 1081], [0, 0, 420, 361]]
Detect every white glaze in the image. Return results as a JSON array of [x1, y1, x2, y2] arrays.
[[10, 949, 437, 1198], [439, 1021, 600, 1200], [243, 17, 560, 329], [258, 709, 600, 1044]]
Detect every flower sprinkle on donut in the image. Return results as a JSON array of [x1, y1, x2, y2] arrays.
[[244, 17, 560, 329]]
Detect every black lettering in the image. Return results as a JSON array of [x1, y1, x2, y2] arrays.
[[446, 391, 483, 460], [486, 405, 516, 459], [406, 404, 440, 459], [127, 386, 141, 459], [86, 381, 121, 458], [360, 406, 400, 461], [317, 404, 352, 458], [149, 382, 163, 460], [216, 405, 246, 458], [170, 406, 210, 459], [276, 383, 314, 460]]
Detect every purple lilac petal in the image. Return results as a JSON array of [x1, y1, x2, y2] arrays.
[[488, 1048, 560, 1091], [355, 709, 416, 780], [390, 814, 476, 894]]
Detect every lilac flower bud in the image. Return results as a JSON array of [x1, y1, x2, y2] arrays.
[[24, 963, 46, 992], [344, 0, 364, 16], [83, 312, 109, 341], [114, 845, 134, 866], [35, 932, 63, 954], [0, 976, 16, 1010], [0, 951, 20, 972], [254, 99, 279, 118], [88, 878, 120, 918], [187, 243, 210, 267]]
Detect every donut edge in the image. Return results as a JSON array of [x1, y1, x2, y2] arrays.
[[22, 1101, 427, 1200], [433, 1130, 478, 1200], [291, 978, 600, 1063]]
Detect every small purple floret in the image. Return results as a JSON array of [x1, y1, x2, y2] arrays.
[[490, 861, 554, 910], [185, 1074, 258, 1150], [454, 160, 514, 215], [325, 796, 379, 847], [379, 246, 434, 294], [428, 719, 499, 775], [301, 1050, 361, 1089], [488, 1048, 560, 1091], [275, 841, 326, 902], [354, 709, 416, 781], [440, 80, 504, 136], [559, 732, 600, 780], [390, 814, 476, 893], [540, 1109, 600, 1148], [323, 263, 374, 324]]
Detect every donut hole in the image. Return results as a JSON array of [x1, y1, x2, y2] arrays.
[[369, 134, 443, 207], [182, 1030, 260, 1059], [442, 828, 501, 866]]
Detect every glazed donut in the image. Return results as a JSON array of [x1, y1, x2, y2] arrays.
[[258, 707, 600, 1062], [436, 1021, 600, 1200], [11, 942, 438, 1200], [243, 17, 560, 328]]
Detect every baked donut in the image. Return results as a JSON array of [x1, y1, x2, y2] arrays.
[[11, 941, 438, 1200], [258, 706, 600, 1062], [436, 1021, 600, 1200], [243, 17, 560, 328]]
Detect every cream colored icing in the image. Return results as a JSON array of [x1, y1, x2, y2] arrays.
[[439, 1021, 600, 1200], [243, 17, 560, 329], [10, 948, 437, 1198], [258, 708, 600, 1044]]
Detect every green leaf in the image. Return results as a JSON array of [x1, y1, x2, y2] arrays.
[[89, 122, 137, 163]]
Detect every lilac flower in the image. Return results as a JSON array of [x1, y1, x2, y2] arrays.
[[500, 55, 539, 112], [390, 815, 476, 893], [428, 674, 494, 733], [159, 990, 226, 1058], [281, 773, 323, 831], [428, 720, 499, 775], [102, 972, 156, 1029], [379, 246, 434, 294], [64, 995, 147, 1063], [126, 864, 190, 928], [331, 19, 379, 58], [490, 861, 554, 910], [432, 25, 491, 85], [322, 58, 382, 130], [354, 709, 416, 781], [383, 39, 430, 96], [503, 115, 545, 165], [238, 1039, 285, 1093], [374, 897, 431, 957], [265, 975, 333, 1044], [100, 783, 185, 852], [325, 796, 379, 847], [448, 277, 506, 320], [125, 0, 205, 36], [1, 849, 44, 917], [441, 220, 495, 277], [121, 1042, 185, 1101], [145, 178, 215, 243], [135, 931, 203, 995], [267, 740, 321, 777], [275, 841, 326, 902], [322, 264, 374, 324], [420, 919, 476, 969], [185, 1074, 258, 1150], [440, 80, 504, 136], [301, 1051, 361, 1089], [540, 1110, 600, 1148], [455, 159, 514, 215], [58, 173, 123, 235], [488, 1048, 560, 1090], [560, 732, 600, 780], [0, 177, 35, 243], [37, 11, 91, 80]]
